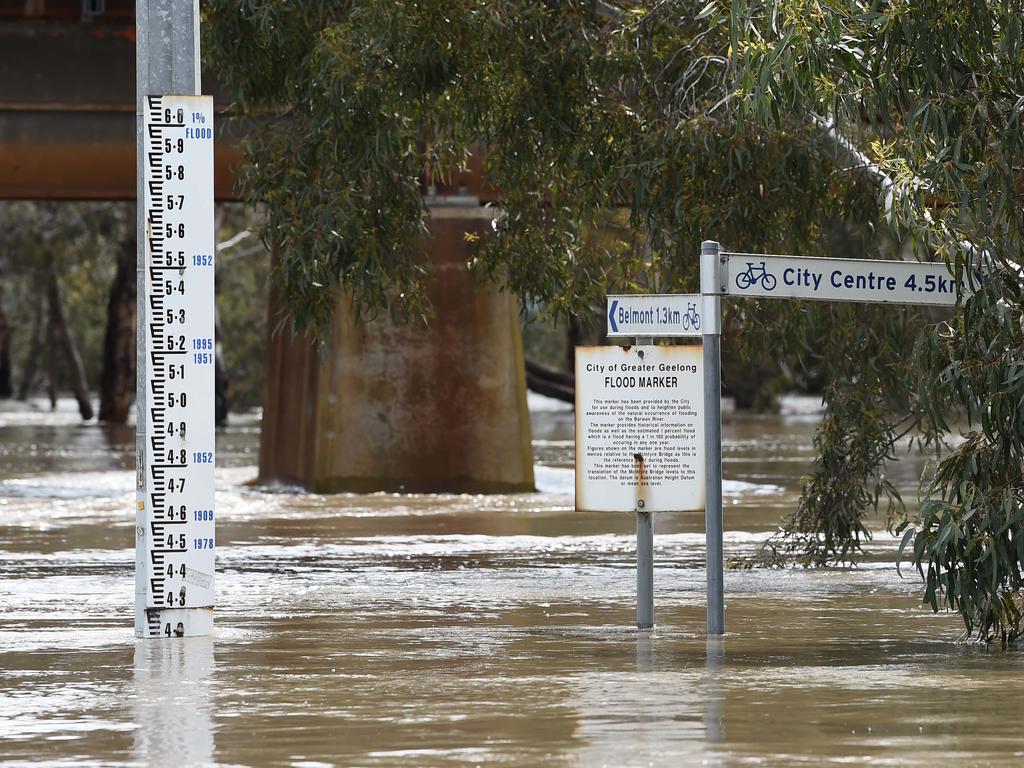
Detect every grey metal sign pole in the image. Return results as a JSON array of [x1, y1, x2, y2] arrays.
[[637, 509, 655, 629], [700, 241, 725, 635], [634, 335, 655, 630]]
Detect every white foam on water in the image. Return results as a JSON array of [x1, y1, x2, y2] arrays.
[[527, 391, 573, 413], [534, 465, 575, 495], [0, 471, 134, 500]]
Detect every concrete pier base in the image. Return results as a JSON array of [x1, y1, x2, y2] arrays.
[[258, 206, 535, 493]]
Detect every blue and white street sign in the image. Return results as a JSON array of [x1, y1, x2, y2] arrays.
[[606, 294, 703, 337], [722, 253, 971, 306]]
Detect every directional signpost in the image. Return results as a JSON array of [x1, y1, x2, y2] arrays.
[[723, 253, 970, 305], [585, 242, 973, 637], [695, 241, 973, 637]]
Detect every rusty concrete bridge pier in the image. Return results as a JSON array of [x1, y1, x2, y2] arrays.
[[259, 199, 535, 494]]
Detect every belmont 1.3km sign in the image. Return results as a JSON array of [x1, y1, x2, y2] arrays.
[[607, 294, 704, 337]]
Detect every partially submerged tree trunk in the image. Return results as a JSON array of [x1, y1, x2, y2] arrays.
[[565, 313, 583, 373], [46, 311, 57, 410], [0, 291, 12, 398], [213, 206, 229, 426], [98, 234, 136, 422], [17, 297, 44, 400], [525, 358, 574, 404], [214, 309, 229, 426], [45, 254, 93, 420], [214, 363, 228, 425]]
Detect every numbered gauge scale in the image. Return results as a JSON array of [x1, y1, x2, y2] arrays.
[[135, 94, 216, 639]]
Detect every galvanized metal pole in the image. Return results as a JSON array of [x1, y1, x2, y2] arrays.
[[700, 241, 725, 636], [135, 0, 204, 638], [634, 335, 655, 630], [636, 510, 654, 629]]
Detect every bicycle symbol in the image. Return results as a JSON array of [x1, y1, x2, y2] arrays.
[[681, 302, 701, 331], [735, 261, 778, 291]]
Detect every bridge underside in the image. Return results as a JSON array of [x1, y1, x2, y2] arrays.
[[0, 13, 240, 200]]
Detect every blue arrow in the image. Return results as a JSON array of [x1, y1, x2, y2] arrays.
[[608, 299, 619, 333]]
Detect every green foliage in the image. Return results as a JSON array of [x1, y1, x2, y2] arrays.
[[732, 0, 1024, 263], [734, 0, 1024, 640], [900, 272, 1024, 642], [204, 0, 876, 332], [756, 299, 924, 565], [206, 0, 938, 570]]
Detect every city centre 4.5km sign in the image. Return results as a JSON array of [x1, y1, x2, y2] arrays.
[[723, 253, 971, 306], [576, 345, 704, 512]]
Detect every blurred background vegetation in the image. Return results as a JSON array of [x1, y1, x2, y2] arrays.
[[0, 200, 827, 416], [0, 201, 270, 413]]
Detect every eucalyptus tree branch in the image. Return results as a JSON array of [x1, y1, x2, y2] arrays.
[[596, 0, 626, 19], [812, 115, 895, 198], [217, 229, 254, 252], [810, 116, 1008, 272]]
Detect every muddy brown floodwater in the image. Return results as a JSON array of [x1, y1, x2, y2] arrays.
[[2, 395, 1024, 767]]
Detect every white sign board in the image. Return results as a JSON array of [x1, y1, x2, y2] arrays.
[[723, 254, 970, 306], [137, 94, 216, 638], [575, 345, 704, 512], [607, 294, 703, 337]]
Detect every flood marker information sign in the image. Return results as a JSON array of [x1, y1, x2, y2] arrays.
[[575, 345, 705, 512], [723, 253, 971, 306]]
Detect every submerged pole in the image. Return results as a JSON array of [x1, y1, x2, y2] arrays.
[[634, 335, 654, 630], [700, 241, 725, 635], [636, 509, 654, 629]]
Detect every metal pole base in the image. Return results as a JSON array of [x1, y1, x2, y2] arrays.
[[637, 510, 654, 629]]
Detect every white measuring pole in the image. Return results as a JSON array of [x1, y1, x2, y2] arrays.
[[135, 0, 216, 639], [700, 241, 725, 635], [634, 335, 655, 630]]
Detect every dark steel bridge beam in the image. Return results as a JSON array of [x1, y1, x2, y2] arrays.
[[0, 18, 241, 201]]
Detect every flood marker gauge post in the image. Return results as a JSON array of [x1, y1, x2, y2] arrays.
[[135, 0, 216, 639]]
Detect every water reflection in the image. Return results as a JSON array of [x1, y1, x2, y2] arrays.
[[100, 421, 135, 460], [703, 637, 725, 745], [636, 632, 655, 673], [572, 635, 707, 765], [132, 636, 215, 766]]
